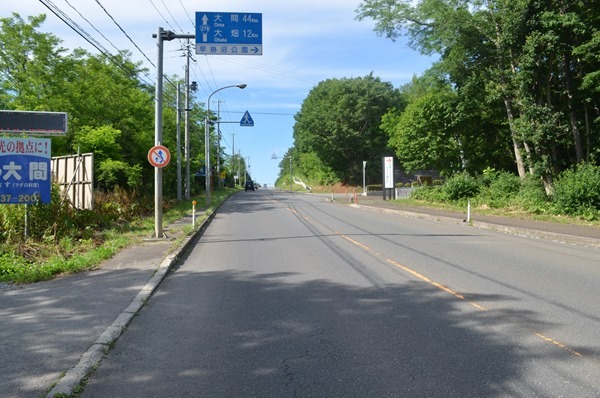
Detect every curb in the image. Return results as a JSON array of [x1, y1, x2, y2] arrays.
[[46, 201, 222, 397], [351, 204, 600, 249]]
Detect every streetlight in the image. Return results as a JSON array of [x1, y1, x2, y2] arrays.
[[205, 83, 247, 206], [271, 153, 292, 192]]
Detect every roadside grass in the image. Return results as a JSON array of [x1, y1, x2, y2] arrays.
[[0, 188, 237, 285], [392, 198, 600, 228], [306, 181, 600, 228]]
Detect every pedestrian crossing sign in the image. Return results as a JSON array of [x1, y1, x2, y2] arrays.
[[240, 110, 254, 127]]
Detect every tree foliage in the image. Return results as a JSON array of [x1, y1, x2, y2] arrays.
[[357, 0, 600, 189], [293, 74, 402, 184], [0, 13, 209, 197], [0, 13, 67, 110]]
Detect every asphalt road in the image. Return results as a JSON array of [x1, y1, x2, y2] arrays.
[[81, 189, 600, 397]]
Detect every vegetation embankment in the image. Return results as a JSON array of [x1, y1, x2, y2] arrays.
[[278, 164, 600, 228], [0, 188, 236, 284], [386, 164, 600, 227], [407, 166, 600, 225]]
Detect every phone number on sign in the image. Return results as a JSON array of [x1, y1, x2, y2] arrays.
[[0, 193, 41, 203]]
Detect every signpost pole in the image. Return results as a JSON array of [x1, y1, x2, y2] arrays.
[[176, 83, 182, 201], [154, 27, 165, 238], [151, 28, 195, 238]]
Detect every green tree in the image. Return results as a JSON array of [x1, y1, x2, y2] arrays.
[[383, 86, 463, 175], [0, 14, 161, 193], [0, 13, 68, 110], [293, 74, 402, 184], [383, 71, 513, 176], [73, 125, 124, 163], [357, 0, 533, 178], [357, 0, 600, 186]]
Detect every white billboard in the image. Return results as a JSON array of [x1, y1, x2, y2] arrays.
[[52, 153, 94, 210]]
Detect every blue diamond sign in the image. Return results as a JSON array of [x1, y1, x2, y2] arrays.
[[195, 12, 262, 56]]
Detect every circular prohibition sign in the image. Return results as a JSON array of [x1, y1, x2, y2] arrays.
[[148, 145, 171, 168]]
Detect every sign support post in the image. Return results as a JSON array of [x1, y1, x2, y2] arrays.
[[151, 28, 195, 238], [382, 156, 395, 201]]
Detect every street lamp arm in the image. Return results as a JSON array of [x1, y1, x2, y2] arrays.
[[204, 83, 247, 206], [207, 84, 247, 109]]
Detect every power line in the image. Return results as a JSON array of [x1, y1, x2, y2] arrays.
[[217, 56, 320, 85], [93, 0, 156, 68], [179, 0, 195, 28], [62, 0, 121, 54], [39, 0, 112, 56], [37, 0, 153, 86], [147, 0, 177, 32], [159, 0, 184, 32]]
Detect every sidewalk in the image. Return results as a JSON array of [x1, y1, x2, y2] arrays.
[[0, 214, 201, 398], [1, 196, 598, 398]]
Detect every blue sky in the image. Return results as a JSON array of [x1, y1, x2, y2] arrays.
[[2, 0, 436, 186]]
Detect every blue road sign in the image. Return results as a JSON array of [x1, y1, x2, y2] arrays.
[[195, 12, 262, 56], [195, 166, 206, 177], [0, 137, 51, 204], [240, 111, 254, 127]]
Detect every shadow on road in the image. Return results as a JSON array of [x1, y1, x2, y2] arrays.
[[80, 267, 575, 397]]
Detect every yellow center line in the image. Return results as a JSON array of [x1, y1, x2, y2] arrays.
[[339, 233, 374, 252], [292, 206, 583, 358], [384, 258, 486, 311], [536, 333, 583, 357], [339, 232, 486, 311]]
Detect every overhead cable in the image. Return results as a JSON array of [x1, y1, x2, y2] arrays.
[[37, 0, 153, 86], [93, 0, 156, 68], [62, 0, 121, 54]]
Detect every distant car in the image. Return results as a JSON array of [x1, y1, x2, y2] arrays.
[[244, 180, 255, 191]]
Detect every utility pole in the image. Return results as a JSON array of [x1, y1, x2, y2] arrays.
[[151, 28, 195, 238], [215, 100, 223, 188], [176, 83, 182, 200], [238, 150, 241, 185], [184, 40, 191, 200], [231, 133, 235, 186], [245, 156, 250, 185]]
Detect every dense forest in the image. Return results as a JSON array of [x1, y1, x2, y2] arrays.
[[289, 0, 599, 196]]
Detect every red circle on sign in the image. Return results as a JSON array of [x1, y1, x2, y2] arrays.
[[148, 145, 171, 168]]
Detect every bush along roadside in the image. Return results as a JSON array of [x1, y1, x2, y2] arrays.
[[409, 164, 600, 222], [0, 187, 237, 284]]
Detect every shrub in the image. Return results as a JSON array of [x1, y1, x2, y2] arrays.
[[0, 186, 72, 244], [410, 185, 446, 202], [553, 163, 600, 219], [96, 160, 143, 191], [442, 172, 480, 203], [511, 175, 550, 213], [477, 170, 521, 209]]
